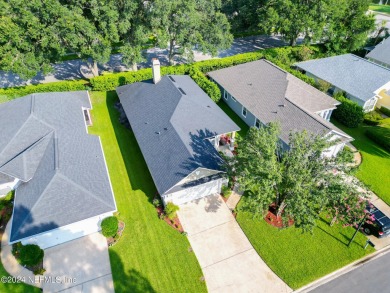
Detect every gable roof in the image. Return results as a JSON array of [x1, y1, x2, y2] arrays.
[[116, 75, 240, 195], [0, 92, 117, 242], [366, 37, 390, 66], [295, 54, 390, 103], [208, 59, 351, 144]]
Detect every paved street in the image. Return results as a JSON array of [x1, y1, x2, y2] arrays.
[[0, 34, 297, 88], [310, 251, 390, 293]]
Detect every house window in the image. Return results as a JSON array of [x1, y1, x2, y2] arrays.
[[224, 90, 228, 100], [255, 119, 261, 129], [242, 106, 247, 117]]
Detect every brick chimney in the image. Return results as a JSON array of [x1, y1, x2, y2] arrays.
[[152, 58, 161, 84]]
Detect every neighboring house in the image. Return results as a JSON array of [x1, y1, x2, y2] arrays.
[[208, 59, 352, 157], [0, 91, 116, 249], [295, 54, 390, 112], [366, 37, 390, 69], [116, 60, 240, 206]]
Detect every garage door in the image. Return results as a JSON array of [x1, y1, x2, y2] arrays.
[[19, 212, 113, 249], [164, 179, 223, 206]]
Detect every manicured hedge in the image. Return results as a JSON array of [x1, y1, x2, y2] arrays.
[[332, 93, 364, 128], [0, 80, 88, 101], [19, 244, 44, 266], [380, 106, 390, 117], [363, 110, 383, 126], [365, 127, 390, 152], [101, 216, 119, 238], [189, 67, 221, 102], [0, 45, 324, 102]]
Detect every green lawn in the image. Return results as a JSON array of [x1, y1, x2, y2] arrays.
[[218, 101, 375, 289], [331, 119, 390, 205], [370, 4, 390, 15], [237, 212, 374, 289], [88, 91, 206, 293]]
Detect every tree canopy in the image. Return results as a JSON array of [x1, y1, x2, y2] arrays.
[[151, 0, 233, 64], [257, 0, 375, 52], [229, 123, 366, 232]]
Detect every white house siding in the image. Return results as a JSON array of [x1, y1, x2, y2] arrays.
[[0, 178, 19, 197], [163, 178, 226, 206], [17, 212, 113, 249]]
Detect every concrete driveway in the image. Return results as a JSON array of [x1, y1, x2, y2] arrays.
[[178, 194, 292, 293], [42, 232, 114, 293]]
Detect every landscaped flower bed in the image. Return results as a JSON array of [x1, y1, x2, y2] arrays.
[[153, 197, 184, 233]]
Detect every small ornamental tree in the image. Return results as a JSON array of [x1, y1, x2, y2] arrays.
[[229, 122, 366, 232], [101, 216, 119, 238], [19, 244, 44, 266]]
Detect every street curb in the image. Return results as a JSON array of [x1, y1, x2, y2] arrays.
[[294, 244, 390, 293]]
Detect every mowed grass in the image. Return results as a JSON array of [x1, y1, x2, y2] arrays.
[[218, 101, 375, 289], [88, 91, 206, 293], [237, 212, 374, 289], [331, 119, 390, 205], [370, 4, 390, 15]]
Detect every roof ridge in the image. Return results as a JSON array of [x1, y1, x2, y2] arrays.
[[285, 97, 351, 139], [11, 167, 57, 240], [56, 172, 116, 210]]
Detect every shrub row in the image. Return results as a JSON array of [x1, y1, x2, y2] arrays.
[[380, 106, 390, 117], [189, 67, 221, 102], [365, 127, 390, 152], [332, 93, 364, 128], [363, 110, 383, 126], [1, 45, 324, 102], [0, 80, 88, 100]]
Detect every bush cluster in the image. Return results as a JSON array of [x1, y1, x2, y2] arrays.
[[164, 202, 180, 220], [0, 80, 88, 100], [332, 93, 364, 128], [364, 110, 383, 126], [101, 216, 119, 238], [380, 106, 390, 117], [365, 127, 390, 152], [19, 244, 44, 266], [221, 185, 232, 198], [0, 45, 325, 104]]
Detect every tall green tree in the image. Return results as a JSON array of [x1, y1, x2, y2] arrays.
[[258, 0, 325, 46], [0, 0, 79, 79], [229, 123, 364, 231], [60, 0, 121, 76], [117, 0, 152, 71], [151, 0, 233, 64], [322, 0, 375, 53]]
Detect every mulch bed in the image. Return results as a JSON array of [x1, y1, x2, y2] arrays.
[[264, 204, 294, 228], [107, 221, 125, 247], [156, 206, 184, 233]]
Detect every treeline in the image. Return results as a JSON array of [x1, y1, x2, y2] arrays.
[[0, 0, 375, 80]]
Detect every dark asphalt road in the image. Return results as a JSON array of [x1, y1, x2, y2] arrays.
[[310, 251, 390, 293]]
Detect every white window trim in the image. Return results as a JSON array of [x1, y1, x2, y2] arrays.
[[254, 118, 261, 129], [224, 90, 228, 100], [242, 106, 247, 117], [231, 94, 237, 102]]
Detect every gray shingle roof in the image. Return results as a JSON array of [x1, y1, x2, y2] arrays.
[[116, 75, 240, 195], [295, 54, 390, 102], [0, 92, 117, 242], [208, 59, 351, 143], [366, 37, 390, 66]]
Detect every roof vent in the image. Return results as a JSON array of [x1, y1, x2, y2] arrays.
[[178, 87, 186, 95], [168, 76, 176, 82], [207, 105, 211, 108], [155, 131, 160, 135], [248, 83, 252, 86], [164, 127, 168, 130], [145, 122, 149, 124]]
